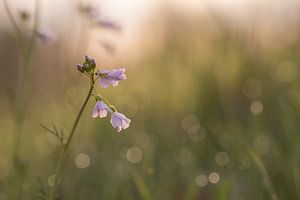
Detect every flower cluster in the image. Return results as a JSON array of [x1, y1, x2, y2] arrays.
[[77, 55, 131, 132], [77, 55, 96, 73]]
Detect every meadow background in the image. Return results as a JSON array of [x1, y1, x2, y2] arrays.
[[0, 0, 300, 199]]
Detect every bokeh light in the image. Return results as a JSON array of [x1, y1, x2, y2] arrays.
[[250, 100, 264, 116], [242, 79, 263, 99], [173, 146, 194, 166], [253, 135, 271, 155], [275, 61, 298, 82], [75, 153, 91, 169], [215, 151, 230, 166], [208, 172, 220, 184], [181, 115, 200, 134], [126, 147, 143, 164], [188, 125, 206, 142], [195, 174, 208, 187]]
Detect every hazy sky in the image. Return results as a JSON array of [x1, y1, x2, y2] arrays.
[[1, 0, 299, 61]]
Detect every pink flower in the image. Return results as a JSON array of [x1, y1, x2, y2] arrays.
[[98, 68, 126, 88], [92, 101, 111, 118], [110, 112, 131, 132]]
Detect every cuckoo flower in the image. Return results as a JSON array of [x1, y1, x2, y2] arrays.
[[92, 101, 111, 118], [98, 68, 126, 88], [110, 112, 131, 132], [45, 55, 132, 200]]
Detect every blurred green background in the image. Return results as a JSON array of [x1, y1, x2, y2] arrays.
[[0, 0, 300, 199]]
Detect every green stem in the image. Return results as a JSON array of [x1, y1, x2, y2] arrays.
[[99, 95, 116, 111], [3, 0, 23, 45], [249, 150, 279, 200], [132, 171, 151, 200], [3, 0, 41, 199], [48, 83, 94, 200]]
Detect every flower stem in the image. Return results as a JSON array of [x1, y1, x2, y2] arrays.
[[48, 84, 94, 200]]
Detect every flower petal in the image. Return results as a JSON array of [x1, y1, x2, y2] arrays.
[[110, 80, 119, 87], [121, 120, 130, 129], [92, 105, 99, 118], [99, 79, 110, 88], [99, 109, 108, 118], [116, 126, 122, 132], [98, 68, 126, 88], [110, 114, 122, 128], [110, 112, 131, 132], [92, 101, 111, 118]]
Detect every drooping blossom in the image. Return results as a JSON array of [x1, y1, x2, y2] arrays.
[[98, 68, 126, 88], [92, 101, 111, 118], [110, 112, 131, 132]]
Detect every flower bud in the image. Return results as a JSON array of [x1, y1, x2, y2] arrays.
[[90, 59, 96, 69], [95, 95, 101, 101], [83, 63, 91, 72], [77, 64, 84, 73], [84, 55, 96, 70]]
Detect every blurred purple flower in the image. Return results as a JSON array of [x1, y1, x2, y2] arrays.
[[98, 68, 126, 88], [77, 64, 84, 73], [92, 101, 111, 118], [31, 30, 55, 43], [110, 112, 131, 132], [96, 20, 121, 31]]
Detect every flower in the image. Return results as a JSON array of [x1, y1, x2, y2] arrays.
[[76, 55, 96, 74], [29, 30, 50, 43], [77, 64, 84, 73], [92, 101, 111, 118], [98, 68, 126, 88], [110, 112, 131, 132], [85, 55, 96, 66], [84, 55, 96, 70], [96, 20, 121, 31]]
